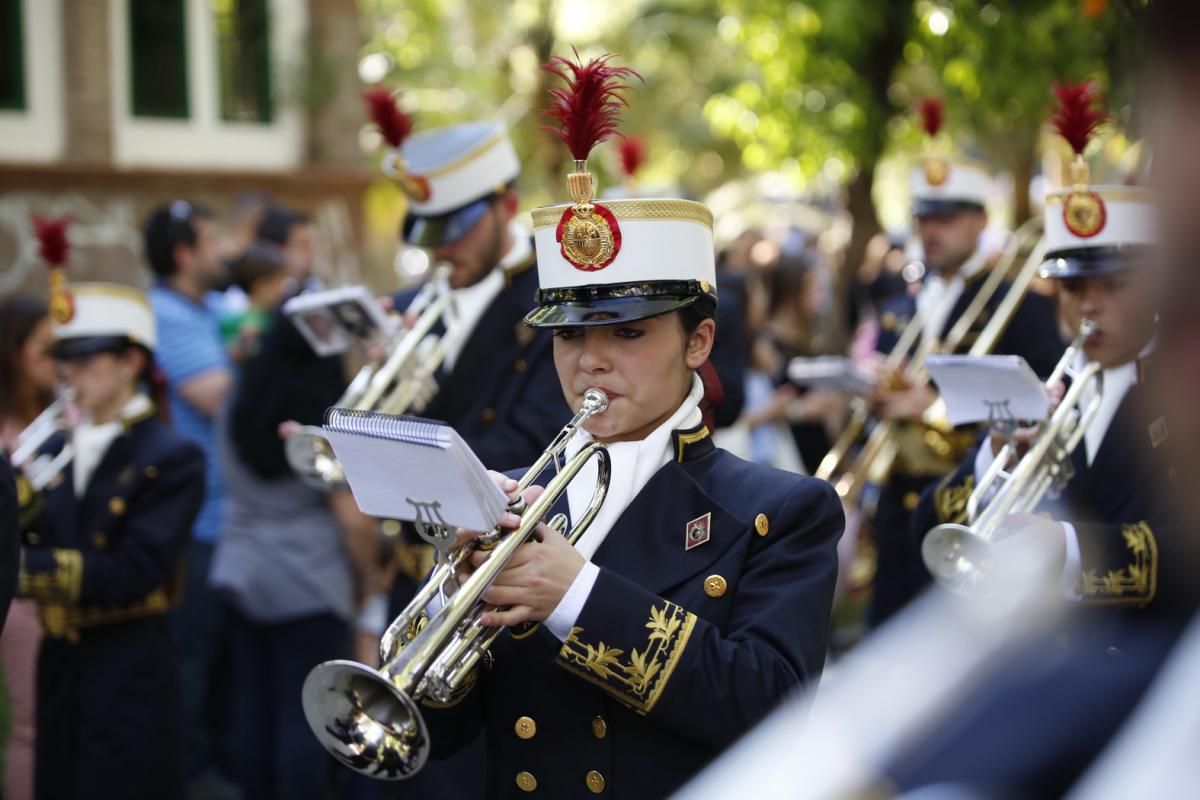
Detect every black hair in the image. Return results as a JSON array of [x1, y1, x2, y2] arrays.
[[142, 200, 216, 278], [257, 206, 311, 247], [229, 240, 286, 293], [0, 294, 53, 421], [767, 253, 816, 317]]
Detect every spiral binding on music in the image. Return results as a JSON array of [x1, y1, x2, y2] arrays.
[[324, 407, 447, 447]]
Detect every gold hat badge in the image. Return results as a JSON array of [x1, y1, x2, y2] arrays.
[[35, 216, 73, 324], [1051, 80, 1108, 239], [364, 87, 431, 203], [542, 51, 642, 271]]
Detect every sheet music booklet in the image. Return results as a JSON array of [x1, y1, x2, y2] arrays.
[[787, 356, 877, 393], [322, 407, 509, 531], [924, 354, 1049, 427]]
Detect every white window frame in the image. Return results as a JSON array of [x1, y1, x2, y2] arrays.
[[111, 0, 308, 170], [0, 0, 65, 164]]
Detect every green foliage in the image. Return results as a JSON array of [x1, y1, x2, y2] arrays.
[[358, 0, 1146, 205]]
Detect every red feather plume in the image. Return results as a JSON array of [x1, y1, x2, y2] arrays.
[[34, 216, 70, 267], [618, 135, 647, 178], [542, 51, 643, 161], [917, 97, 944, 138], [1051, 81, 1106, 155], [363, 87, 414, 149]]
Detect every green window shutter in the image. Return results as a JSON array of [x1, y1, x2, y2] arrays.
[[214, 0, 272, 123], [0, 0, 25, 111], [129, 0, 189, 118]]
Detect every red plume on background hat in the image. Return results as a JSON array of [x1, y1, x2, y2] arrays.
[[917, 97, 944, 139], [34, 215, 73, 324], [541, 50, 642, 271], [916, 97, 948, 186], [617, 135, 647, 197], [1050, 80, 1108, 238], [363, 87, 430, 202]]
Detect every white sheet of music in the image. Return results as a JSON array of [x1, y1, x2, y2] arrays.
[[322, 408, 508, 531], [925, 354, 1048, 426]]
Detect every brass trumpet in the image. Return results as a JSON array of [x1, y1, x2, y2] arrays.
[[300, 389, 611, 779], [10, 389, 76, 491], [286, 269, 456, 489], [922, 320, 1103, 591]]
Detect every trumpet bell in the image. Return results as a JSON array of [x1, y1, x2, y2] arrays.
[[301, 660, 429, 780], [922, 523, 989, 593], [285, 425, 346, 488]]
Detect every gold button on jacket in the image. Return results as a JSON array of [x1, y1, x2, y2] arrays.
[[704, 574, 727, 598], [515, 771, 538, 792], [586, 770, 606, 793], [591, 715, 607, 739], [754, 513, 769, 536], [108, 497, 126, 516], [514, 715, 537, 739]]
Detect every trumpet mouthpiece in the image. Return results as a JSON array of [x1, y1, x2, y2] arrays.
[[581, 388, 609, 415]]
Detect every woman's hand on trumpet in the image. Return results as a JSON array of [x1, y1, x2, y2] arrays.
[[453, 471, 587, 627]]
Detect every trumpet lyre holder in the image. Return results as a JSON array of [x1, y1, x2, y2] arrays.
[[301, 660, 430, 780]]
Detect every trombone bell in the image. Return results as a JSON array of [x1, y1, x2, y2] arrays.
[[301, 660, 429, 780]]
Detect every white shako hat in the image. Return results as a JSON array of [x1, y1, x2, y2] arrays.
[[32, 216, 156, 359], [1039, 81, 1155, 279], [363, 88, 520, 248], [910, 97, 993, 216], [51, 283, 157, 358], [524, 53, 717, 328]]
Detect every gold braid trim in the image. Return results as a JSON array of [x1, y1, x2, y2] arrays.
[[531, 199, 714, 231], [39, 586, 172, 641], [19, 548, 82, 604], [558, 601, 697, 715], [934, 473, 975, 525], [1078, 521, 1158, 606]]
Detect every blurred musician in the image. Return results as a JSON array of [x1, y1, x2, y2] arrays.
[[16, 279, 204, 800], [864, 101, 1063, 625]]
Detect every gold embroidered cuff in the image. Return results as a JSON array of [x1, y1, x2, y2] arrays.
[[1078, 521, 1158, 606], [19, 548, 83, 604], [557, 600, 697, 715], [934, 474, 975, 525]]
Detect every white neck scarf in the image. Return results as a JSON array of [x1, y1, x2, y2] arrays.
[[916, 248, 988, 343], [440, 222, 532, 372], [71, 393, 153, 496], [563, 374, 704, 560]]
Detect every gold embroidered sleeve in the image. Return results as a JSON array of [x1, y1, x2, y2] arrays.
[[1078, 521, 1158, 607], [557, 600, 697, 715], [18, 548, 83, 604], [935, 473, 975, 525]]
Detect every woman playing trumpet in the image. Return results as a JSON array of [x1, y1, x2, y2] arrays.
[[406, 53, 844, 799], [15, 281, 203, 800]]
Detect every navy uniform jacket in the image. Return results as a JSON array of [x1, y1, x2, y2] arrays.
[[883, 609, 1191, 796], [17, 408, 204, 800], [393, 256, 569, 473], [420, 425, 843, 799], [869, 270, 1064, 626], [910, 354, 1179, 617]]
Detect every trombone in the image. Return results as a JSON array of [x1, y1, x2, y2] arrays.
[[300, 389, 612, 780], [9, 389, 76, 491], [286, 268, 456, 489], [922, 320, 1103, 591], [816, 217, 1047, 509]]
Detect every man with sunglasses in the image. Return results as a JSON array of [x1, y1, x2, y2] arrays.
[[389, 121, 568, 473]]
